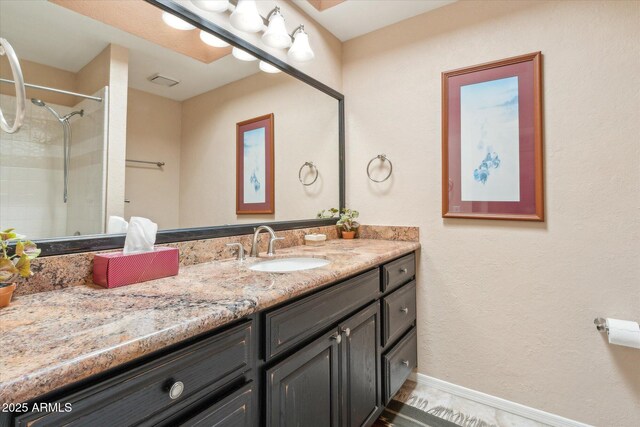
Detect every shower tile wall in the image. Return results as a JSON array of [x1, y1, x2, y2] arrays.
[[0, 94, 68, 238], [0, 91, 107, 239]]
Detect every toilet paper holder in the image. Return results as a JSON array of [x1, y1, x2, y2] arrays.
[[594, 318, 608, 332]]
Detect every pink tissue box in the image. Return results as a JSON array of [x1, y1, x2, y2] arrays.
[[93, 247, 179, 288]]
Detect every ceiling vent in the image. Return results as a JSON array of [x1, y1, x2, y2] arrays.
[[148, 73, 180, 87]]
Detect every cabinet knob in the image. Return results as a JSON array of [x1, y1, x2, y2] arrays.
[[401, 360, 410, 367], [399, 267, 408, 274], [341, 327, 351, 337], [330, 332, 342, 344], [168, 380, 185, 400], [400, 307, 409, 314]]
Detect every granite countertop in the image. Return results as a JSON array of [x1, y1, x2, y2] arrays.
[[0, 239, 420, 404]]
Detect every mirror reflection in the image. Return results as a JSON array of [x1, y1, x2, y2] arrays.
[[0, 0, 339, 240]]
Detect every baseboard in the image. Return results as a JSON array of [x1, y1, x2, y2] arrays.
[[408, 373, 592, 427]]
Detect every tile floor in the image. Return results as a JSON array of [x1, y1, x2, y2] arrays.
[[390, 379, 550, 427]]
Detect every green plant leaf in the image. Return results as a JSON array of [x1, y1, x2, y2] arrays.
[[22, 241, 41, 259], [14, 255, 32, 278], [0, 230, 17, 241], [0, 258, 18, 282]]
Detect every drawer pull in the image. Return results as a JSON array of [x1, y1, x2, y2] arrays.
[[168, 381, 185, 400], [401, 360, 410, 367], [330, 332, 342, 344], [341, 327, 351, 337], [399, 268, 408, 274], [400, 307, 409, 314]]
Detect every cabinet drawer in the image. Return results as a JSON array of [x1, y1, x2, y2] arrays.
[[383, 327, 417, 404], [180, 382, 254, 427], [382, 281, 416, 347], [382, 253, 415, 293], [265, 269, 379, 360], [15, 321, 253, 427]]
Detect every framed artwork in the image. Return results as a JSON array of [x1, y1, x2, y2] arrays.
[[442, 52, 544, 221], [236, 113, 275, 214]]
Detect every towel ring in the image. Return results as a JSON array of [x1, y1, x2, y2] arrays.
[[298, 161, 319, 186], [367, 154, 393, 183], [0, 38, 26, 134]]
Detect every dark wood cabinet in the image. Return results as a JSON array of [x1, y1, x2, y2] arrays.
[[180, 382, 254, 427], [8, 251, 417, 427], [265, 329, 341, 426], [339, 303, 381, 427]]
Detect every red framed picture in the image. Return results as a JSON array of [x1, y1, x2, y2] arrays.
[[442, 52, 544, 221], [236, 114, 275, 214]]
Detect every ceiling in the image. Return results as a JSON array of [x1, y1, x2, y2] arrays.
[[0, 0, 259, 101], [294, 0, 457, 41]]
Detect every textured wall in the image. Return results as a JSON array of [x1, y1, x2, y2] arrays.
[[125, 88, 182, 229], [342, 1, 640, 425]]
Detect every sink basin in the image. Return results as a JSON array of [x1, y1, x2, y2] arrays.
[[249, 257, 330, 273]]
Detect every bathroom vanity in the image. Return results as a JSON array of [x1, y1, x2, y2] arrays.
[[0, 241, 418, 427]]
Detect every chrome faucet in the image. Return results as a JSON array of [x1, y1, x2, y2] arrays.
[[250, 225, 284, 257]]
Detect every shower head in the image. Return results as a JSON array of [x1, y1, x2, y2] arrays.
[[31, 98, 82, 122]]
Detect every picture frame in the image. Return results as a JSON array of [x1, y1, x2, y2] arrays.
[[442, 52, 544, 221], [236, 113, 275, 214]]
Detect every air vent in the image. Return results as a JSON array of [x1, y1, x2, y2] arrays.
[[148, 73, 180, 87]]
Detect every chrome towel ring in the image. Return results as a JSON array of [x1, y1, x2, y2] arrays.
[[298, 161, 319, 186], [367, 154, 393, 183], [0, 38, 26, 134]]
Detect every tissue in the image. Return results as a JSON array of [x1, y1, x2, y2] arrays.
[[107, 216, 128, 234], [123, 217, 158, 255], [606, 318, 640, 349]]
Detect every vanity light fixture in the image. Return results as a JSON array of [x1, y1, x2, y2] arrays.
[[161, 12, 196, 30], [199, 30, 230, 48], [262, 7, 291, 49], [232, 46, 257, 61], [288, 25, 314, 62], [191, 0, 229, 13], [259, 61, 281, 74], [230, 0, 264, 33]]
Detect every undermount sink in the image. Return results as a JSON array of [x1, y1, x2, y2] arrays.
[[249, 257, 330, 273]]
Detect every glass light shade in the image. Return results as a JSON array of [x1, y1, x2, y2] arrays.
[[162, 12, 195, 30], [287, 29, 314, 62], [259, 61, 281, 74], [199, 30, 229, 48], [191, 0, 228, 12], [232, 47, 257, 61], [262, 11, 291, 49], [229, 0, 263, 33]]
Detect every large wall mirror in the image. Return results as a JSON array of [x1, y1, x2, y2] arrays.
[[0, 0, 344, 254]]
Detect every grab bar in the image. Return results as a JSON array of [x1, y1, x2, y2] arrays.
[[126, 159, 165, 168], [0, 38, 26, 134]]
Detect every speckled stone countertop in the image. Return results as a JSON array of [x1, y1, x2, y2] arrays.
[[0, 239, 419, 404]]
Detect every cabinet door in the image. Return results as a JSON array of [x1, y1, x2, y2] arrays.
[[266, 329, 341, 426], [180, 382, 254, 427], [339, 302, 381, 427]]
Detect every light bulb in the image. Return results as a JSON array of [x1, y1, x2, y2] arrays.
[[232, 47, 257, 62], [191, 0, 228, 12], [259, 61, 281, 74], [162, 12, 195, 31], [199, 30, 230, 48], [230, 0, 263, 33], [288, 26, 314, 62], [262, 8, 291, 49]]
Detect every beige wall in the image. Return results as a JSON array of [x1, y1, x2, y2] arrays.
[[77, 44, 130, 224], [0, 57, 77, 107], [343, 1, 640, 425], [125, 88, 181, 229], [180, 71, 339, 228]]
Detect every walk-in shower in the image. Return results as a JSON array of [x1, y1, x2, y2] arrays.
[[31, 98, 84, 203]]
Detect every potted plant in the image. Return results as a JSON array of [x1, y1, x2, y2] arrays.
[[0, 229, 40, 308], [337, 209, 360, 239]]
